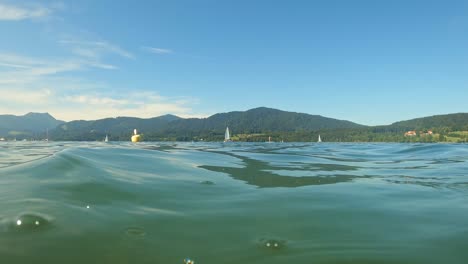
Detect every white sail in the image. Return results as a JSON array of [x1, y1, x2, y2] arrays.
[[105, 135, 109, 142], [224, 127, 231, 142], [318, 134, 322, 143]]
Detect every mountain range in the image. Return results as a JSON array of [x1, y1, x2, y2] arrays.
[[0, 112, 64, 138], [0, 107, 467, 142], [48, 107, 364, 141]]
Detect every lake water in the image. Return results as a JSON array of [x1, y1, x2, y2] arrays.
[[1, 142, 467, 264]]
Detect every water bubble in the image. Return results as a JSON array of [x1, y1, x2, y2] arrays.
[[258, 237, 286, 250], [11, 213, 52, 232], [184, 258, 195, 264]]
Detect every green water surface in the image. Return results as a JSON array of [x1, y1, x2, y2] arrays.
[[0, 142, 467, 263]]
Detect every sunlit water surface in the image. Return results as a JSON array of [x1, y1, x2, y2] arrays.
[[1, 142, 467, 263]]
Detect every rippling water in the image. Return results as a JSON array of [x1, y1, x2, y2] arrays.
[[1, 142, 467, 263]]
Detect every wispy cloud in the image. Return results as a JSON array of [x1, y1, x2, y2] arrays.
[[0, 3, 52, 21], [70, 47, 100, 59], [87, 62, 117, 70], [0, 62, 30, 68], [58, 38, 136, 68], [0, 89, 204, 121], [0, 88, 52, 105], [0, 53, 41, 68], [0, 53, 80, 84], [0, 51, 205, 121], [142, 46, 173, 55], [0, 52, 85, 78], [0, 3, 204, 121], [60, 92, 201, 120], [60, 39, 134, 59], [0, 51, 120, 92]]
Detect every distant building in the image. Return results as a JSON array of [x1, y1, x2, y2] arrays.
[[420, 130, 434, 136], [404, 130, 417, 136]]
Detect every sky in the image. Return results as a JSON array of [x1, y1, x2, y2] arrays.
[[0, 0, 467, 125]]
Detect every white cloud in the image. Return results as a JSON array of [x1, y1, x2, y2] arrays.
[[71, 47, 100, 59], [142, 46, 173, 55], [0, 19, 210, 123], [0, 52, 119, 87], [0, 88, 52, 105], [64, 94, 129, 106], [29, 62, 82, 75], [0, 53, 77, 71], [0, 3, 51, 21], [0, 86, 206, 121], [60, 39, 134, 59], [0, 4, 204, 122], [0, 52, 205, 121], [0, 53, 40, 68], [0, 53, 83, 92], [0, 62, 30, 68], [87, 62, 117, 70], [57, 92, 202, 121]]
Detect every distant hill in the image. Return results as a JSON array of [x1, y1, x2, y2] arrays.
[[321, 113, 468, 143], [0, 113, 64, 139], [388, 113, 468, 131], [50, 114, 182, 141], [169, 107, 363, 133], [49, 107, 364, 141]]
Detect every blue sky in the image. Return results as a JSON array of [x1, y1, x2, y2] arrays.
[[0, 0, 467, 125]]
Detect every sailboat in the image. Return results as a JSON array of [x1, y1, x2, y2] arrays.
[[317, 134, 322, 143], [224, 127, 231, 142], [105, 135, 109, 142]]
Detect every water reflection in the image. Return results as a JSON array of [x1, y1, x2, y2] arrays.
[[199, 151, 362, 188]]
